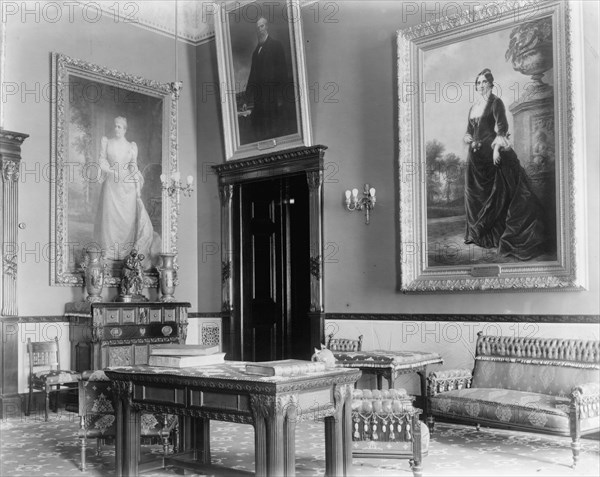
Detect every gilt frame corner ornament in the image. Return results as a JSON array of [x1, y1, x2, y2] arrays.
[[50, 52, 180, 287], [213, 0, 312, 162], [397, 0, 588, 293]]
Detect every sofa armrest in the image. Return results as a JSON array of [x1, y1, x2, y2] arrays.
[[428, 369, 473, 396], [571, 382, 600, 418]]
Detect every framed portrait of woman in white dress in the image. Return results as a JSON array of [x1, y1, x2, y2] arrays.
[[397, 0, 588, 292], [50, 53, 180, 287]]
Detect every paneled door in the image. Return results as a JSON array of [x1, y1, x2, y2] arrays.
[[241, 175, 310, 361]]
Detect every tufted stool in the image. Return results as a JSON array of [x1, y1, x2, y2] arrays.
[[351, 388, 429, 477]]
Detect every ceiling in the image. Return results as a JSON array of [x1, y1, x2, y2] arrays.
[[82, 0, 216, 45]]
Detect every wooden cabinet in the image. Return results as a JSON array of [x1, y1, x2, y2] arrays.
[[65, 302, 191, 372]]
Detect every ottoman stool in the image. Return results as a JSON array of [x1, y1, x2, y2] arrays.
[[351, 388, 429, 477]]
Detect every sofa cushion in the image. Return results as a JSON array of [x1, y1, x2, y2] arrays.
[[431, 387, 599, 435], [471, 359, 600, 396]]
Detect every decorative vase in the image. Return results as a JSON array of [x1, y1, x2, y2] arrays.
[[157, 253, 177, 302], [81, 248, 105, 303]]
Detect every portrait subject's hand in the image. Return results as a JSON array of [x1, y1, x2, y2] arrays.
[[463, 133, 473, 145], [493, 148, 501, 166]]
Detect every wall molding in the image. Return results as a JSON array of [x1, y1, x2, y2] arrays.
[[7, 313, 599, 324], [7, 313, 223, 323], [325, 313, 600, 324]]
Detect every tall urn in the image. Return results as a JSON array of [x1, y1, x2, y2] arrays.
[[81, 248, 105, 303], [157, 253, 177, 302]]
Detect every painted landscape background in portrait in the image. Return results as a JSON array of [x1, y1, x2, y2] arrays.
[[422, 21, 557, 267]]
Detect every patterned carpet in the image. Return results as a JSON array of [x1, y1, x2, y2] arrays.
[[1, 411, 598, 477]]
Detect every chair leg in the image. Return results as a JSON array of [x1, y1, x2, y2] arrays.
[[26, 385, 32, 416], [44, 387, 50, 422], [571, 437, 581, 468], [426, 415, 435, 434], [409, 459, 423, 477], [80, 417, 87, 471]]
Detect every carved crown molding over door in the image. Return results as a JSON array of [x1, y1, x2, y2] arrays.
[[213, 145, 327, 359], [1, 128, 29, 418]]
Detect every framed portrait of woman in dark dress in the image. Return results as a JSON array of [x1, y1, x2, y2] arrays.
[[397, 0, 588, 292]]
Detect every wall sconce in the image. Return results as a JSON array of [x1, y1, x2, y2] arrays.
[[161, 172, 194, 198], [345, 184, 376, 224]]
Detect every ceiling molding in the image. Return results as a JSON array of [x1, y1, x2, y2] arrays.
[[78, 0, 215, 46], [77, 0, 319, 46]]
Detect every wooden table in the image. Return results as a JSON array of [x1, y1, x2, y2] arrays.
[[332, 350, 443, 417], [105, 362, 361, 477]]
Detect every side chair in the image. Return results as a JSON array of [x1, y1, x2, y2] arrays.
[[79, 370, 178, 471], [26, 337, 81, 421]]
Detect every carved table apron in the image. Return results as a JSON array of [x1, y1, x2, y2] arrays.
[[105, 363, 361, 477]]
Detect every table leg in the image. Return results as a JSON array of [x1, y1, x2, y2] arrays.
[[342, 387, 353, 476], [409, 413, 423, 477], [325, 384, 349, 477], [115, 396, 123, 477], [284, 404, 297, 477], [266, 407, 285, 476], [194, 417, 211, 464], [123, 399, 139, 477], [417, 368, 428, 418], [254, 415, 267, 477]]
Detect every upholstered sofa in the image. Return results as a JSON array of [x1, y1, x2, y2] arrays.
[[428, 332, 600, 467]]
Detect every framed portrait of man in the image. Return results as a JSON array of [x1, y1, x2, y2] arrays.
[[50, 53, 180, 287], [397, 0, 588, 292], [213, 0, 312, 161]]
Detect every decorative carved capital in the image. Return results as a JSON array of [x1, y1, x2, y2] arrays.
[[1, 158, 20, 182], [306, 170, 323, 190], [218, 184, 234, 205], [250, 394, 294, 421], [111, 380, 131, 398]]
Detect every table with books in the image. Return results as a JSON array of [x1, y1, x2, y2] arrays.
[[105, 358, 361, 477]]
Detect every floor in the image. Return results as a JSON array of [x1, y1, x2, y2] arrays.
[[1, 409, 598, 476]]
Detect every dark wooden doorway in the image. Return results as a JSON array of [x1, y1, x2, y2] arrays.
[[213, 146, 327, 363], [241, 175, 311, 361]]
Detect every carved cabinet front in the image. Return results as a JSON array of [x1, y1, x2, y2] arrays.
[[65, 302, 190, 372]]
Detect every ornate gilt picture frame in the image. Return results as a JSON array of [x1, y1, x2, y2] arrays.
[[50, 53, 180, 287], [213, 0, 312, 161], [397, 1, 587, 292]]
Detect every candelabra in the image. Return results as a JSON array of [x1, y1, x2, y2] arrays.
[[345, 184, 376, 224], [161, 172, 194, 197]]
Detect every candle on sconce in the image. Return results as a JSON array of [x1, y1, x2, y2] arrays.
[[345, 190, 351, 199], [370, 187, 376, 197], [187, 175, 194, 185], [352, 188, 359, 198], [160, 174, 166, 184]]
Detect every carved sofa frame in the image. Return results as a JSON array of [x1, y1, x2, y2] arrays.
[[428, 332, 599, 467]]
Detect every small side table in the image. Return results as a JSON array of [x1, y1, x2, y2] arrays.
[[333, 350, 443, 418]]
